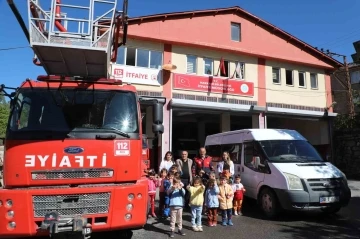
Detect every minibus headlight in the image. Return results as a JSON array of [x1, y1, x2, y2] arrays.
[[284, 173, 303, 190]]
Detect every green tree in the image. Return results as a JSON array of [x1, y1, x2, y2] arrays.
[[0, 94, 10, 137]]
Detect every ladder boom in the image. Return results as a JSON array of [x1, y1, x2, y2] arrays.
[[8, 0, 128, 78]]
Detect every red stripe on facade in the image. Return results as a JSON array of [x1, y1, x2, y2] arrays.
[[257, 58, 266, 107], [325, 74, 333, 113]]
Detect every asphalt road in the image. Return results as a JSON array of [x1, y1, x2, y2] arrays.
[[126, 180, 360, 239], [28, 181, 360, 239]]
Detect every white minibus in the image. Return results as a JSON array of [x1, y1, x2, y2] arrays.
[[204, 129, 351, 218]]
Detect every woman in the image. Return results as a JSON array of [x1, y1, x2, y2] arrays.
[[217, 151, 235, 183], [159, 151, 175, 172]]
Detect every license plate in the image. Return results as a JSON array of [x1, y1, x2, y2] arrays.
[[83, 227, 92, 235], [320, 196, 339, 204]]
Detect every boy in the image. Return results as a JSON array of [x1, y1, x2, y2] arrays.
[[167, 178, 186, 237]]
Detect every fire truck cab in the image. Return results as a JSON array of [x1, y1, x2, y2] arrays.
[[1, 0, 164, 238]]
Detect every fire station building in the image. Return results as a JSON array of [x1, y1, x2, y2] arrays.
[[111, 6, 342, 169]]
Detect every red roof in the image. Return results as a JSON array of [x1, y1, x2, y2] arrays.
[[126, 6, 342, 68]]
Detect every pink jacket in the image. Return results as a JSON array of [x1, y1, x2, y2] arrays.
[[148, 178, 159, 194]]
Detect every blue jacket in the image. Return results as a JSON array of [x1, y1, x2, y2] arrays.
[[168, 187, 185, 207], [205, 185, 220, 208]]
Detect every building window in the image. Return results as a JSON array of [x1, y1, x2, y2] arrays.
[[235, 62, 245, 79], [150, 51, 162, 69], [204, 58, 213, 75], [126, 47, 136, 66], [231, 23, 241, 42], [310, 73, 318, 89], [187, 55, 197, 74], [286, 70, 293, 86], [298, 71, 306, 88], [351, 70, 360, 84], [116, 46, 163, 69], [136, 49, 149, 68], [272, 68, 280, 84], [116, 47, 125, 64]]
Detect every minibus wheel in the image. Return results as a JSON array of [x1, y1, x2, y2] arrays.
[[259, 188, 279, 218]]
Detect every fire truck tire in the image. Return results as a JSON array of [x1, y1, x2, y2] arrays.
[[105, 229, 133, 239], [118, 230, 133, 239]]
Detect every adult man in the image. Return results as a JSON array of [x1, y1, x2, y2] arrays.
[[192, 147, 214, 177], [176, 151, 193, 186], [176, 151, 193, 208]]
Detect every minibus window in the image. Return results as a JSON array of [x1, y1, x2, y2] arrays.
[[259, 140, 323, 163], [244, 142, 267, 172]]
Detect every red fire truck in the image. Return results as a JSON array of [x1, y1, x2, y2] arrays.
[[1, 1, 163, 238]]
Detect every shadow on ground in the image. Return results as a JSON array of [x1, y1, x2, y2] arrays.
[[274, 197, 360, 239]]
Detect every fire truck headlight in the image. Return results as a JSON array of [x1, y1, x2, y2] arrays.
[[6, 200, 13, 208], [127, 193, 134, 201], [124, 213, 132, 221], [8, 221, 16, 229], [137, 193, 142, 199], [7, 211, 14, 219], [126, 204, 133, 211]]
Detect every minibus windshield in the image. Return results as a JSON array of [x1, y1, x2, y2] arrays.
[[259, 140, 324, 163]]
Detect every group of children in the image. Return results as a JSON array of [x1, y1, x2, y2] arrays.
[[146, 165, 246, 237]]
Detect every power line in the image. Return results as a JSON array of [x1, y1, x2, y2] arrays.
[[317, 28, 360, 47], [0, 46, 30, 51]]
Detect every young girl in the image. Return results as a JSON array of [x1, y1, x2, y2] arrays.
[[205, 178, 220, 227], [218, 176, 234, 226], [167, 178, 186, 237], [163, 171, 175, 219], [147, 169, 159, 218], [186, 177, 206, 231], [158, 168, 168, 216], [217, 151, 235, 183], [232, 175, 246, 216], [159, 151, 175, 172]]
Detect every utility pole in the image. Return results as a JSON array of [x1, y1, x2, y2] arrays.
[[320, 49, 355, 117]]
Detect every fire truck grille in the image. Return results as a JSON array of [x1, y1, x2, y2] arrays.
[[32, 192, 110, 217], [31, 169, 113, 180]]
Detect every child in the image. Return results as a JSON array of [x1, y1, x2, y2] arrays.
[[232, 175, 246, 216], [158, 168, 168, 216], [167, 178, 186, 237], [186, 177, 206, 232], [147, 169, 159, 218], [218, 176, 234, 226], [205, 178, 220, 227], [163, 171, 175, 219], [174, 173, 185, 188]]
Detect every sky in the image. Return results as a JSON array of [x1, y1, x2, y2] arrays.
[[0, 0, 360, 88]]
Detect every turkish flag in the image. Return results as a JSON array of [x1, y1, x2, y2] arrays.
[[219, 57, 226, 75], [177, 77, 190, 87]]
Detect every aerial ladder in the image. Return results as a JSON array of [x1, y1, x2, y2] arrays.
[[8, 0, 128, 78]]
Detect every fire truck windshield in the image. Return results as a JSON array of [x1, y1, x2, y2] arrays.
[[7, 88, 139, 140]]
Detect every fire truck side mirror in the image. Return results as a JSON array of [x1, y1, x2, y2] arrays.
[[152, 124, 164, 135], [152, 102, 164, 134], [153, 103, 163, 124]]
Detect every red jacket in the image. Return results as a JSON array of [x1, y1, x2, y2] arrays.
[[192, 155, 214, 176]]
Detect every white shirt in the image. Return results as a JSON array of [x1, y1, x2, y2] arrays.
[[217, 160, 234, 176], [232, 183, 244, 192], [159, 160, 175, 172]]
